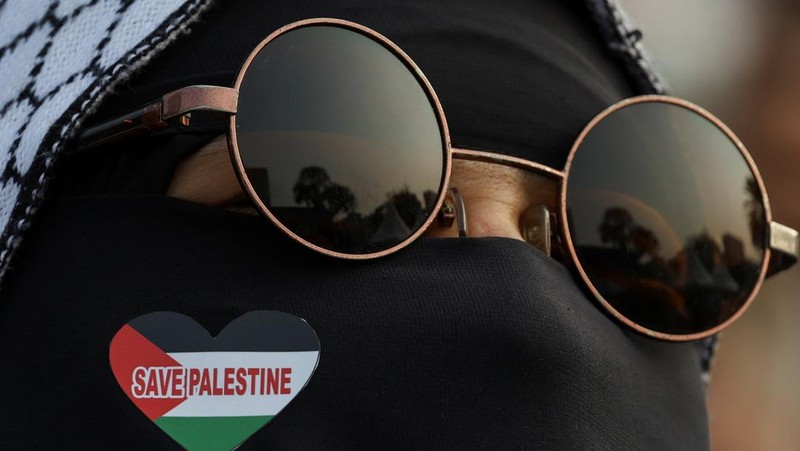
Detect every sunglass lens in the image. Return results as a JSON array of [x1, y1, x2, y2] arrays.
[[234, 24, 446, 255], [565, 99, 767, 337]]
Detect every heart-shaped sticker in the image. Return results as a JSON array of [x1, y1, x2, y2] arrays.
[[109, 311, 320, 450]]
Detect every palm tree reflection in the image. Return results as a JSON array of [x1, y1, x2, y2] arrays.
[[268, 166, 433, 253], [293, 166, 356, 220], [744, 176, 765, 248]]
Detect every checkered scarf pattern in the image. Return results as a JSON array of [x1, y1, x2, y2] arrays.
[[0, 0, 213, 281]]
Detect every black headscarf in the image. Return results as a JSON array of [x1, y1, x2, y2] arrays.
[[1, 1, 710, 449]]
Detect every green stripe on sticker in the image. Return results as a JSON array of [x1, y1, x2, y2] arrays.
[[154, 416, 274, 451]]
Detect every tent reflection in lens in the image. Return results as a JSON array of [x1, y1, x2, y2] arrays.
[[233, 23, 446, 255], [565, 100, 767, 336]]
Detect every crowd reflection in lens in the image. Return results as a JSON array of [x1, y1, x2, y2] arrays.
[[575, 177, 765, 335], [250, 165, 437, 254]]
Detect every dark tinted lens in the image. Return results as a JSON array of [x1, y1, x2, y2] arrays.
[[566, 100, 767, 336], [235, 24, 446, 255]]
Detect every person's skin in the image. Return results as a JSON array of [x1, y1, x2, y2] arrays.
[[165, 135, 560, 244]]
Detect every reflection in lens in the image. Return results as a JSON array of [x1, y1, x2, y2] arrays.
[[235, 24, 446, 255], [566, 101, 766, 336]]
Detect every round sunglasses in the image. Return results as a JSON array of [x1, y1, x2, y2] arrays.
[[77, 18, 798, 341]]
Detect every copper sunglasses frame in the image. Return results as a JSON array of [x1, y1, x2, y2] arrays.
[[77, 18, 798, 341]]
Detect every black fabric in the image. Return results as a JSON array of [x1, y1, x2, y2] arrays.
[[61, 131, 220, 196], [0, 194, 708, 450]]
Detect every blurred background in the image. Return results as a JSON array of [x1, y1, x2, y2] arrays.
[[619, 1, 800, 449]]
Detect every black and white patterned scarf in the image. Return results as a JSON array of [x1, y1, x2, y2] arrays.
[[0, 0, 213, 281]]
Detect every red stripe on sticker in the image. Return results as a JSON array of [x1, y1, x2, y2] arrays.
[[109, 324, 187, 420]]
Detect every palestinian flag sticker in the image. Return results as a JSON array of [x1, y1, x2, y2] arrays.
[[109, 311, 320, 450]]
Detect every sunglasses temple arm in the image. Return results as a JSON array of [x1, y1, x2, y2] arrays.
[[72, 85, 238, 153], [73, 100, 177, 153], [767, 221, 799, 276]]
